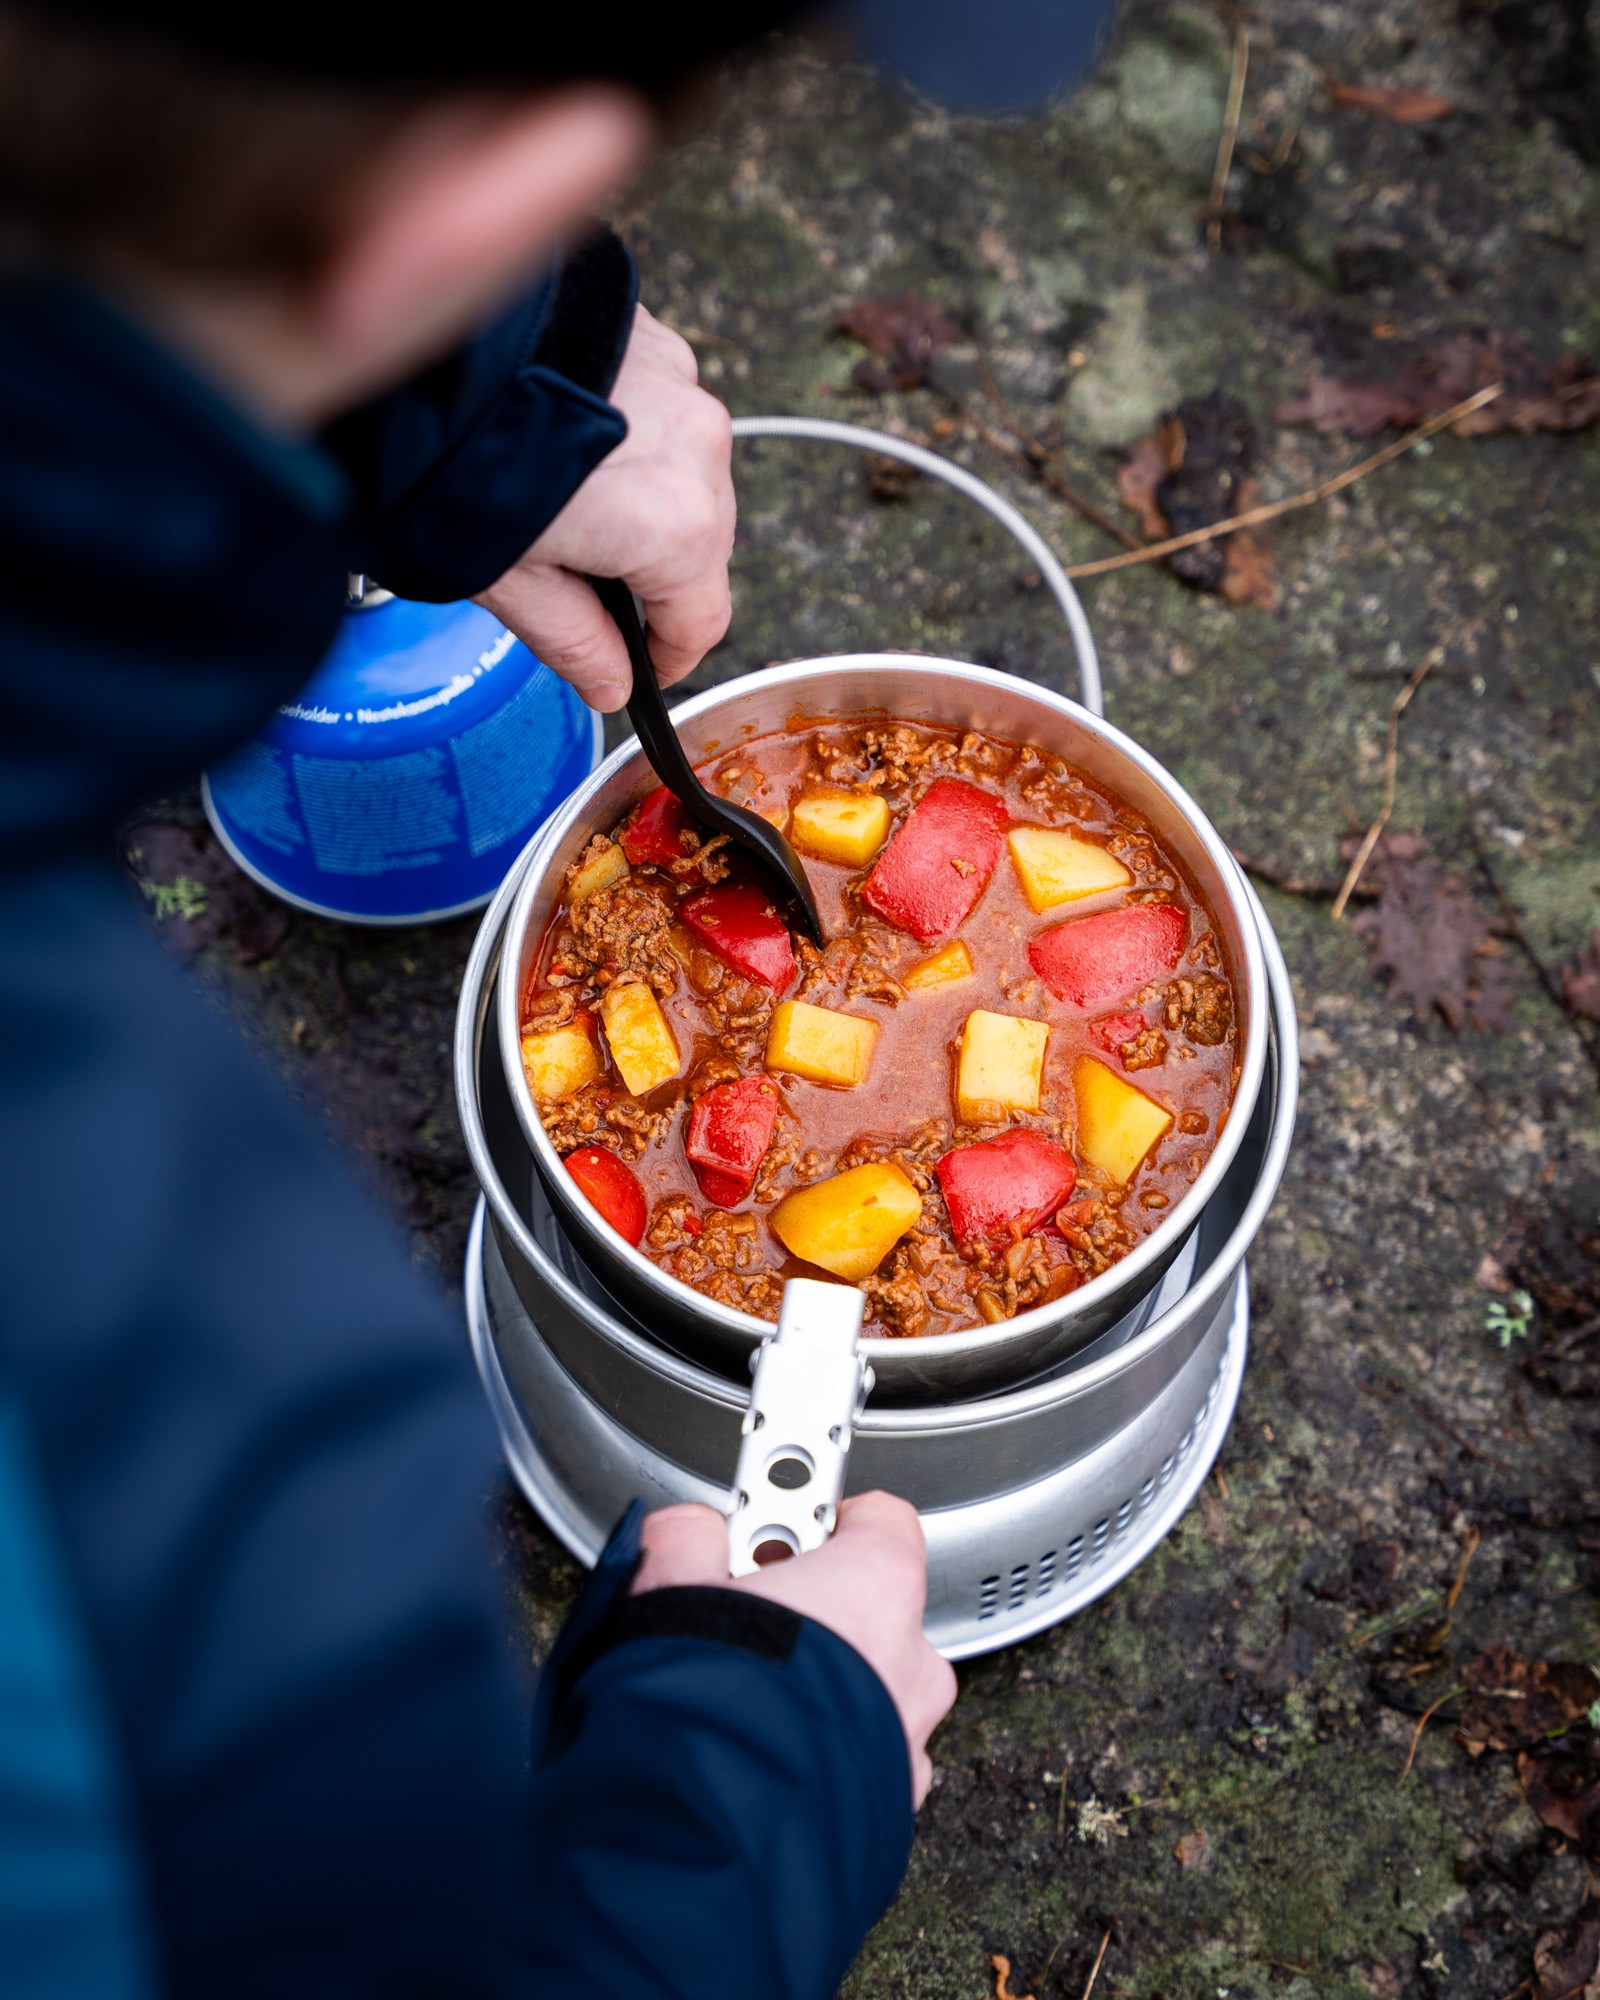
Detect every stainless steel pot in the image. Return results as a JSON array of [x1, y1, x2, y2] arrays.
[[494, 655, 1270, 1398]]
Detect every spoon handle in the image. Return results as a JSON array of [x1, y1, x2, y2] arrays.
[[588, 575, 704, 802]]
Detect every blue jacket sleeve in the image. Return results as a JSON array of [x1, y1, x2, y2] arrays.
[[0, 858, 913, 1999], [324, 230, 638, 601], [519, 1507, 915, 1999]]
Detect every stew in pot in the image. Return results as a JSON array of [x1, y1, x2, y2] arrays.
[[519, 718, 1238, 1338]]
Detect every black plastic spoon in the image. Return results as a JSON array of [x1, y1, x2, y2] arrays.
[[588, 574, 825, 947]]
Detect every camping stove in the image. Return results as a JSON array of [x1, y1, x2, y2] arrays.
[[457, 860, 1295, 1660]]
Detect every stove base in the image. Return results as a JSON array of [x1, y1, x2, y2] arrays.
[[466, 1202, 1248, 1660]]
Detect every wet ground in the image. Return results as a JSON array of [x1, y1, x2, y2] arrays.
[[128, 4, 1600, 1995]]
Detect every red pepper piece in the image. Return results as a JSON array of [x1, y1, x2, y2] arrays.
[[622, 785, 693, 866], [1091, 1010, 1147, 1059], [861, 779, 1009, 943], [564, 1145, 648, 1247], [686, 1075, 780, 1208], [935, 1129, 1078, 1250], [1027, 903, 1186, 1012], [679, 882, 796, 990]]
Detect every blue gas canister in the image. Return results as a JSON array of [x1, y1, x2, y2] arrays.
[[203, 591, 601, 923]]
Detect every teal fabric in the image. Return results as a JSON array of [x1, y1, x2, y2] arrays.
[[0, 1393, 154, 2000]]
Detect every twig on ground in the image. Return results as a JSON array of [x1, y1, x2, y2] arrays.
[[1056, 1767, 1069, 1838], [1207, 21, 1251, 250], [1398, 1685, 1465, 1784], [1506, 1379, 1538, 1446], [1331, 626, 1458, 918], [1413, 1400, 1513, 1475], [959, 368, 1144, 550], [1464, 817, 1600, 1086], [1444, 1522, 1482, 1613], [1063, 385, 1504, 579], [1080, 1927, 1115, 2000]]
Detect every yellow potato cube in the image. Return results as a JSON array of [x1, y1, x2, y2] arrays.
[[766, 1000, 877, 1087], [1073, 1056, 1173, 1184], [791, 786, 892, 867], [599, 982, 680, 1096], [903, 939, 976, 991], [770, 1162, 922, 1282], [1006, 826, 1131, 913], [956, 1009, 1048, 1124], [565, 839, 629, 904], [520, 1020, 602, 1103]]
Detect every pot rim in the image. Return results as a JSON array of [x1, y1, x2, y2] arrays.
[[493, 654, 1270, 1366]]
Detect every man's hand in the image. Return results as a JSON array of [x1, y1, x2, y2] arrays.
[[477, 305, 734, 711], [631, 1494, 958, 1807]]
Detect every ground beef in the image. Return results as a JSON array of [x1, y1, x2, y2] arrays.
[[955, 729, 1013, 781], [1109, 829, 1179, 896], [664, 831, 733, 885], [658, 1211, 783, 1319], [555, 878, 680, 998], [524, 985, 580, 1032], [844, 929, 907, 1005], [1055, 1192, 1137, 1280], [861, 1246, 931, 1337], [860, 723, 954, 793], [540, 1084, 666, 1162], [1162, 975, 1233, 1046], [1119, 1026, 1169, 1071]]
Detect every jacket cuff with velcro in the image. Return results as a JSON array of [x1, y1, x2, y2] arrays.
[[521, 1503, 916, 1998], [324, 229, 638, 602]]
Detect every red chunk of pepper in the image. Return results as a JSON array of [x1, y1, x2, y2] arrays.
[[679, 882, 796, 990], [861, 779, 1009, 943], [686, 1074, 780, 1207], [934, 1129, 1078, 1251], [622, 785, 693, 866], [1027, 903, 1186, 1012], [1091, 1010, 1147, 1059], [564, 1145, 648, 1247]]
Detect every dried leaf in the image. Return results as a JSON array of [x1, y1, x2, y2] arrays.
[[1330, 81, 1457, 124], [1454, 1646, 1599, 1754], [1533, 1912, 1600, 2000], [1278, 328, 1600, 439], [1174, 1828, 1211, 1870], [1519, 1736, 1600, 1852], [862, 453, 919, 503], [1115, 425, 1178, 540], [1117, 393, 1277, 609], [1350, 853, 1516, 1031], [991, 1953, 1035, 2000], [834, 297, 960, 393], [1563, 929, 1600, 1020]]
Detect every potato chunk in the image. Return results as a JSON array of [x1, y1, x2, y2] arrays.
[[903, 939, 975, 992], [565, 840, 629, 904], [599, 981, 680, 1096], [956, 1010, 1048, 1124], [1073, 1056, 1172, 1183], [770, 1162, 922, 1281], [766, 1000, 877, 1087], [791, 786, 891, 866], [1006, 827, 1130, 912], [520, 1019, 602, 1103]]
